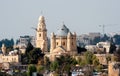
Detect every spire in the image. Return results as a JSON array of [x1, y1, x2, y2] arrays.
[[1, 44, 6, 55], [37, 15, 46, 31], [67, 32, 72, 38], [39, 16, 45, 23]]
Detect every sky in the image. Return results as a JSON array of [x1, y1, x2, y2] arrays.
[[0, 0, 120, 40]]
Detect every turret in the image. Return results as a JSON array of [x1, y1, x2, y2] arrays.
[[73, 32, 77, 51], [1, 44, 6, 55], [50, 32, 56, 52], [67, 32, 72, 51]]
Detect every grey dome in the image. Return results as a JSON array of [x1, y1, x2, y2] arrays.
[[56, 24, 69, 37]]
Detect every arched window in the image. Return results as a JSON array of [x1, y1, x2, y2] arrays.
[[56, 42, 58, 45], [63, 42, 65, 46], [39, 34, 41, 37]]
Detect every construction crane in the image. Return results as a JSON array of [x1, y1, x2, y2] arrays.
[[99, 24, 118, 35], [31, 27, 38, 31], [99, 25, 105, 35]]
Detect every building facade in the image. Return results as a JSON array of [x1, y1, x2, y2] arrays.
[[50, 24, 77, 60], [0, 44, 21, 63], [108, 62, 120, 76], [17, 35, 35, 48], [36, 16, 48, 53]]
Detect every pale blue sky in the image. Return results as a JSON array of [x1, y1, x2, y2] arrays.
[[0, 0, 120, 40]]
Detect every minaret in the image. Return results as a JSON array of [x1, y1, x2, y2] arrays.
[[36, 16, 48, 53], [67, 32, 72, 52], [50, 32, 56, 53], [1, 44, 6, 55], [73, 32, 77, 52]]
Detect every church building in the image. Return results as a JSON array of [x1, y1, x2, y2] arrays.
[[36, 16, 48, 53], [50, 23, 77, 60], [35, 15, 77, 60]]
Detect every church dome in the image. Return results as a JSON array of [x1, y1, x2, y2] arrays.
[[56, 24, 69, 37]]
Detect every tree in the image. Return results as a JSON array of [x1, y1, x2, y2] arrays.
[[109, 43, 116, 54], [96, 64, 103, 72], [50, 61, 59, 71], [26, 42, 34, 54], [77, 46, 87, 54], [84, 51, 94, 64], [27, 64, 37, 76], [113, 34, 120, 45], [44, 57, 50, 70], [28, 48, 44, 64], [22, 42, 44, 64], [93, 58, 99, 67], [106, 55, 111, 64], [76, 56, 82, 65], [37, 65, 44, 73]]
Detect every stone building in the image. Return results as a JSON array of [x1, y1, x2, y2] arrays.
[[1, 44, 6, 55], [36, 16, 48, 53], [49, 24, 77, 61], [0, 44, 21, 63], [108, 62, 120, 76]]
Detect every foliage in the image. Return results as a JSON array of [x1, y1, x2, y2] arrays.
[[21, 72, 27, 76], [49, 55, 78, 75], [21, 42, 44, 64], [44, 57, 50, 70], [101, 34, 110, 42], [84, 51, 94, 64], [106, 55, 111, 64], [37, 65, 44, 73], [96, 64, 103, 72], [113, 34, 120, 45], [76, 51, 100, 67], [91, 36, 101, 45], [28, 48, 44, 64], [93, 58, 99, 66], [27, 64, 37, 76], [50, 61, 59, 71], [77, 46, 87, 53], [109, 43, 116, 54], [0, 38, 14, 48], [26, 42, 34, 54], [0, 72, 12, 76]]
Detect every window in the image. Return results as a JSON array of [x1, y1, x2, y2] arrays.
[[63, 42, 65, 46], [39, 34, 41, 37], [56, 42, 58, 45], [72, 42, 73, 45]]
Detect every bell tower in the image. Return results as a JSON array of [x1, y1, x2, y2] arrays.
[[36, 16, 48, 53]]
